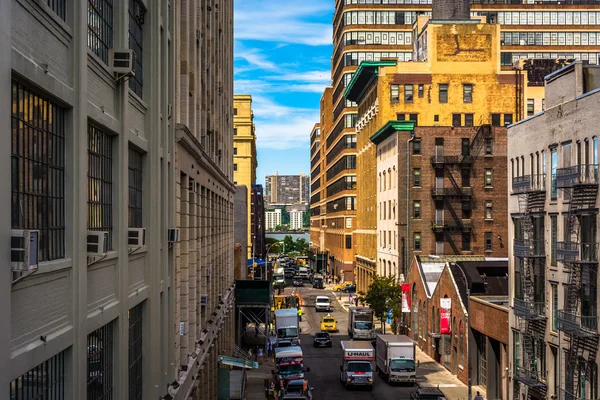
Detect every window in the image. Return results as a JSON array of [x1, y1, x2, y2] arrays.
[[128, 0, 146, 97], [439, 84, 448, 103], [345, 235, 352, 249], [414, 232, 422, 251], [233, 147, 237, 155], [485, 201, 493, 219], [551, 148, 558, 199], [47, 0, 66, 20], [485, 232, 493, 251], [413, 139, 421, 155], [504, 113, 513, 126], [129, 302, 144, 400], [462, 138, 470, 156], [233, 163, 238, 171], [464, 113, 474, 127], [418, 84, 424, 98], [413, 169, 421, 187], [551, 283, 558, 331], [409, 113, 418, 126], [88, 124, 114, 250], [391, 84, 400, 103], [551, 215, 557, 266], [491, 113, 501, 126], [462, 201, 472, 219], [527, 99, 535, 116], [452, 113, 462, 127], [484, 169, 493, 187], [513, 330, 521, 370], [11, 80, 66, 262], [463, 84, 473, 103], [346, 217, 352, 228], [485, 137, 493, 155], [233, 128, 238, 135], [396, 113, 406, 121], [413, 201, 421, 219], [462, 232, 471, 251], [88, 321, 115, 400], [128, 148, 143, 228], [404, 84, 414, 103], [434, 115, 439, 122], [461, 169, 470, 187], [233, 108, 238, 115], [88, 0, 114, 63], [10, 350, 66, 399]]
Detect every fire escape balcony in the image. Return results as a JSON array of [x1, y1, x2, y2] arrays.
[[431, 218, 472, 233], [556, 242, 598, 264], [556, 164, 599, 189], [556, 310, 600, 337], [514, 365, 547, 388], [431, 187, 472, 198], [430, 155, 473, 166], [513, 298, 546, 320], [512, 174, 546, 194], [513, 239, 546, 258]]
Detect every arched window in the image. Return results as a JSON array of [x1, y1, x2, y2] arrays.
[[383, 171, 386, 191], [388, 261, 392, 277], [412, 284, 418, 341], [392, 262, 396, 279], [424, 304, 428, 340], [418, 300, 422, 337], [388, 168, 392, 188], [379, 172, 382, 192]]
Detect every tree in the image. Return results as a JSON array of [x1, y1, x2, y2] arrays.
[[294, 238, 309, 255], [266, 237, 279, 246], [358, 275, 402, 333], [282, 235, 295, 254], [302, 212, 310, 228]]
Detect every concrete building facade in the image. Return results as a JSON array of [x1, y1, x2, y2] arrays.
[[233, 94, 258, 259], [3, 0, 174, 398], [265, 172, 310, 206], [234, 185, 249, 280], [265, 209, 283, 231], [251, 184, 266, 260], [290, 209, 305, 230], [507, 61, 600, 400]]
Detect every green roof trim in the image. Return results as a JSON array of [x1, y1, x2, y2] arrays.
[[344, 60, 398, 102], [370, 120, 416, 145]]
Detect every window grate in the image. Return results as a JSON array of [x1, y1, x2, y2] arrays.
[[10, 349, 66, 399], [88, 124, 114, 249], [88, 320, 115, 400], [87, 0, 114, 64], [128, 0, 145, 97], [46, 0, 66, 21], [128, 303, 143, 400], [128, 148, 143, 228], [11, 80, 66, 262]]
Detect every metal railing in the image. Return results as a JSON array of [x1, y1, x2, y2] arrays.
[[513, 239, 546, 258], [431, 187, 472, 197], [557, 242, 598, 263], [432, 219, 472, 231], [513, 298, 546, 320], [512, 174, 546, 194], [430, 155, 470, 165], [556, 164, 599, 189], [514, 365, 547, 388], [556, 310, 600, 337]]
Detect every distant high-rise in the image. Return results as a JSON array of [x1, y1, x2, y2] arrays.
[[265, 172, 310, 206]]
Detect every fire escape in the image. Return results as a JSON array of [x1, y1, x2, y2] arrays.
[[555, 164, 599, 400], [512, 172, 548, 399], [430, 125, 492, 254]]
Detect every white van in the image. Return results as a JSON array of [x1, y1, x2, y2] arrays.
[[315, 296, 331, 312]]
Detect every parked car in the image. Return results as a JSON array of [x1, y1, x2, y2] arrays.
[[341, 284, 356, 293], [313, 332, 332, 347], [410, 387, 447, 399], [293, 280, 304, 287], [333, 282, 353, 292]]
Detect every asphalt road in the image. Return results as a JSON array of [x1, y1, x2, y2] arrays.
[[282, 280, 418, 399]]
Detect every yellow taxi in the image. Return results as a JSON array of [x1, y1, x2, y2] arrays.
[[320, 314, 338, 332], [333, 282, 353, 292]]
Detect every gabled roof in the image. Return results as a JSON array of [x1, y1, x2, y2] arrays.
[[344, 60, 397, 103], [370, 120, 415, 145], [414, 256, 445, 298]]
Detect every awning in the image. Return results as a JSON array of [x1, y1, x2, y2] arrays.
[[247, 259, 266, 267], [217, 355, 258, 369]]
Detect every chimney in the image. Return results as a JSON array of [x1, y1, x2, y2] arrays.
[[432, 0, 471, 21]]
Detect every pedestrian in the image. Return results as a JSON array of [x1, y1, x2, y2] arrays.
[[474, 391, 484, 400], [297, 308, 303, 322], [248, 347, 253, 359], [302, 378, 308, 394], [267, 340, 273, 358], [355, 296, 359, 307], [258, 347, 264, 364]]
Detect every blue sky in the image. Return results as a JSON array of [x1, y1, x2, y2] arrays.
[[234, 0, 334, 186]]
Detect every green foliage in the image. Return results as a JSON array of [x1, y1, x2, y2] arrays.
[[302, 212, 310, 227], [281, 208, 290, 225], [266, 237, 279, 246], [358, 275, 402, 331], [282, 235, 295, 253], [294, 238, 309, 255]]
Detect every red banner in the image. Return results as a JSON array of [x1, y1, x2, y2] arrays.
[[401, 284, 411, 313], [440, 298, 452, 334]]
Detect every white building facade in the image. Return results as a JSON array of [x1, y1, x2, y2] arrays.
[[508, 61, 600, 400], [265, 209, 282, 230], [290, 210, 305, 230]]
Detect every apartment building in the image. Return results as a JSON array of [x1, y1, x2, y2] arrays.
[[233, 94, 258, 259], [265, 209, 283, 231], [508, 61, 600, 400], [345, 8, 518, 292], [2, 0, 173, 398], [290, 209, 305, 230], [265, 172, 310, 206]]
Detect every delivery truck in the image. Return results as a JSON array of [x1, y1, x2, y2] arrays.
[[274, 308, 300, 347], [375, 334, 417, 384], [339, 340, 375, 390], [273, 267, 285, 286], [347, 307, 375, 340], [272, 346, 308, 382]]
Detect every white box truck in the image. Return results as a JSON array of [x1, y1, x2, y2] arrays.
[[339, 341, 375, 390], [375, 334, 417, 384], [274, 308, 300, 347], [347, 307, 375, 340], [273, 267, 285, 286]]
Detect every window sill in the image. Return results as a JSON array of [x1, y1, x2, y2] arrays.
[[37, 258, 73, 275], [484, 186, 493, 190], [484, 218, 493, 222], [485, 249, 493, 253]]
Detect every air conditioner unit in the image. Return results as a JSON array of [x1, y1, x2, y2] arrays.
[[11, 230, 39, 272], [200, 294, 208, 306], [128, 228, 146, 247], [87, 231, 109, 257], [108, 49, 135, 76], [168, 228, 179, 243]]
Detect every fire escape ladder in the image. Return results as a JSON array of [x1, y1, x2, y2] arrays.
[[444, 230, 460, 255], [462, 124, 492, 165], [444, 196, 464, 231], [445, 164, 463, 196]]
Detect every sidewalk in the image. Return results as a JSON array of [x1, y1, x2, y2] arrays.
[[245, 356, 276, 400]]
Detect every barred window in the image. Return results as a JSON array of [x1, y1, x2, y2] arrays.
[[11, 80, 66, 262], [10, 350, 66, 399], [128, 0, 146, 97], [47, 0, 66, 21], [88, 124, 114, 249], [128, 148, 143, 228], [129, 302, 144, 400], [88, 0, 114, 63], [88, 320, 115, 400]]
